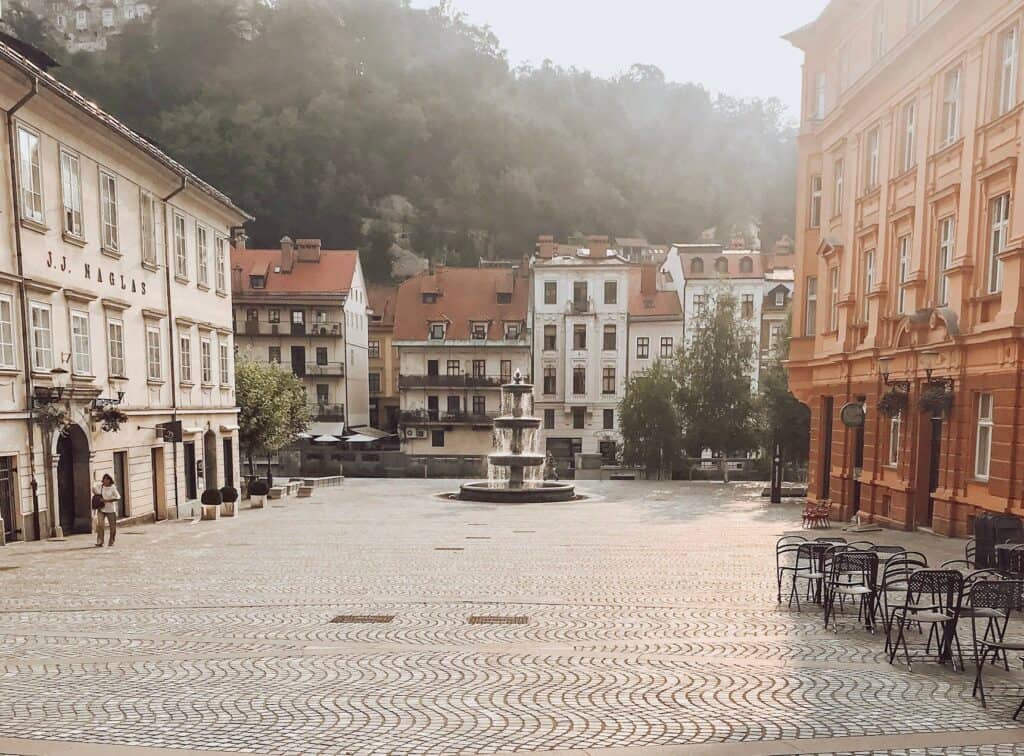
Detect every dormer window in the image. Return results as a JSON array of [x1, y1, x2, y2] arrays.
[[422, 293, 438, 304], [471, 322, 488, 340], [497, 292, 512, 304], [714, 258, 729, 273], [504, 322, 520, 340], [250, 275, 266, 289], [429, 322, 446, 341], [690, 258, 704, 274], [775, 291, 785, 307], [739, 257, 753, 274]]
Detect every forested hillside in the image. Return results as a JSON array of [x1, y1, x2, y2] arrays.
[[14, 0, 796, 277]]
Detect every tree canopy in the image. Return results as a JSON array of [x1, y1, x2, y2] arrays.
[[618, 359, 682, 479], [758, 316, 810, 466], [235, 356, 311, 473], [31, 0, 795, 270]]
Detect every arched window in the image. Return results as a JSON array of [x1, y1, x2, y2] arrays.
[[739, 256, 753, 273], [690, 257, 704, 273], [715, 257, 729, 273]]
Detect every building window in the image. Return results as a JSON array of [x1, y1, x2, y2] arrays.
[[739, 257, 753, 273], [828, 267, 839, 331], [543, 324, 556, 351], [694, 294, 707, 312], [215, 236, 227, 292], [863, 249, 875, 321], [16, 127, 43, 225], [938, 216, 955, 305], [872, 3, 885, 62], [265, 309, 279, 324], [775, 291, 785, 307], [813, 71, 826, 119], [268, 346, 281, 364], [989, 193, 1010, 293], [572, 366, 586, 394], [975, 394, 994, 480], [504, 322, 520, 340], [200, 337, 213, 384], [714, 257, 728, 273], [691, 257, 704, 274], [741, 294, 754, 319], [99, 170, 119, 251], [897, 234, 911, 314], [636, 337, 649, 359], [660, 337, 673, 358], [603, 409, 614, 430], [70, 310, 91, 375], [999, 25, 1019, 116], [76, 9, 87, 29], [29, 302, 52, 371], [102, 7, 114, 26], [573, 324, 587, 350], [368, 372, 381, 393], [196, 224, 210, 288], [769, 323, 782, 351], [603, 324, 616, 350], [316, 347, 328, 366], [901, 101, 916, 173], [428, 322, 445, 340], [60, 149, 83, 238], [140, 191, 163, 268], [0, 296, 14, 369], [368, 339, 380, 358], [471, 322, 487, 340], [865, 127, 880, 191], [833, 159, 844, 216], [219, 341, 230, 385], [316, 384, 329, 405], [421, 293, 437, 304], [145, 326, 162, 380], [888, 412, 901, 466], [805, 277, 817, 337], [809, 174, 822, 228], [604, 280, 617, 304], [942, 68, 961, 146], [602, 367, 615, 394], [573, 281, 588, 307], [472, 395, 486, 416], [572, 406, 585, 429], [431, 430, 445, 448], [179, 334, 192, 383], [173, 213, 188, 280], [544, 409, 554, 429], [544, 281, 557, 304], [445, 359, 459, 376], [500, 360, 512, 382], [543, 366, 556, 395], [471, 359, 485, 378]]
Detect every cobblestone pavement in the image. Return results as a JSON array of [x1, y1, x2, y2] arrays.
[[0, 480, 1023, 755]]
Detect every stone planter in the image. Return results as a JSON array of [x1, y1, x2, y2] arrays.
[[222, 500, 237, 517], [250, 495, 265, 509], [200, 503, 220, 521]]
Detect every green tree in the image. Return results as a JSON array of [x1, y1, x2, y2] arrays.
[[360, 220, 394, 283], [676, 292, 758, 458], [758, 315, 810, 473], [235, 356, 311, 480], [618, 360, 682, 479]]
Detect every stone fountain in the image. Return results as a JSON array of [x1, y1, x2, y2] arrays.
[[459, 371, 576, 503]]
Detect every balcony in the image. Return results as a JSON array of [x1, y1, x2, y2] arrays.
[[234, 321, 343, 337], [400, 409, 496, 426], [304, 361, 345, 377], [398, 374, 524, 390], [568, 298, 592, 314], [307, 321, 342, 337]]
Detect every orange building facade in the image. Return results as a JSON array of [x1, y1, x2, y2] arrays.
[[786, 0, 1024, 536]]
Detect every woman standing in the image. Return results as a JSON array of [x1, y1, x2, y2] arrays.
[[95, 473, 120, 547]]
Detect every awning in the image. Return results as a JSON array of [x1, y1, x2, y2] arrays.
[[313, 434, 342, 443], [219, 424, 239, 432], [344, 434, 380, 444], [308, 421, 345, 437]]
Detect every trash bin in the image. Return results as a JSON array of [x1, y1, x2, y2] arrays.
[[974, 513, 1024, 568]]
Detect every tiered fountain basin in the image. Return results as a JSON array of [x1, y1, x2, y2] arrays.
[[458, 480, 576, 503]]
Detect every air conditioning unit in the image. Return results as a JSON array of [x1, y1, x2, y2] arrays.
[[415, 429, 428, 439], [318, 327, 328, 336], [405, 428, 418, 439]]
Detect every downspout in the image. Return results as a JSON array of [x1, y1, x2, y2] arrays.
[[5, 78, 40, 539], [162, 178, 186, 516]]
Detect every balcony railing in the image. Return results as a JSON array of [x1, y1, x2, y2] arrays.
[[400, 410, 496, 426], [312, 403, 345, 419], [303, 361, 346, 377], [398, 374, 526, 389], [307, 321, 342, 336], [234, 321, 343, 337], [568, 298, 592, 314]]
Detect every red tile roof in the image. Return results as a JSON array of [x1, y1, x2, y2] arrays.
[[367, 283, 398, 328], [628, 268, 683, 319], [231, 247, 358, 295], [393, 267, 528, 341]]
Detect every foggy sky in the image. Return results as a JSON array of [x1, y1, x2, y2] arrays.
[[410, 0, 831, 118]]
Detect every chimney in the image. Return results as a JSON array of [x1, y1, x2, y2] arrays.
[[230, 264, 243, 292], [296, 238, 322, 263], [230, 227, 248, 250], [280, 236, 295, 272], [640, 265, 657, 295], [535, 235, 557, 259], [586, 234, 610, 258]]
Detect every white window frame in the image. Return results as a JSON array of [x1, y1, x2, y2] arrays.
[[215, 235, 227, 292], [975, 393, 994, 480], [833, 158, 844, 216], [29, 301, 53, 372], [16, 126, 44, 224], [146, 325, 162, 381], [99, 169, 119, 252], [999, 25, 1019, 116], [989, 193, 1010, 294], [173, 212, 188, 280], [219, 341, 230, 385], [179, 333, 192, 384], [70, 309, 92, 376], [814, 72, 826, 119], [140, 191, 164, 268], [829, 267, 840, 331], [902, 101, 916, 172], [805, 276, 817, 337], [887, 412, 902, 467], [809, 174, 822, 228], [59, 148, 84, 238], [866, 128, 880, 191], [942, 68, 961, 147], [937, 216, 955, 305], [897, 234, 911, 314], [107, 317, 125, 378], [196, 223, 210, 288], [0, 295, 14, 369], [863, 250, 875, 321], [200, 336, 213, 384]]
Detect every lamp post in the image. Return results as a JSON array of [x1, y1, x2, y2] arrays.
[[876, 355, 910, 393], [41, 366, 69, 539], [920, 349, 954, 391]]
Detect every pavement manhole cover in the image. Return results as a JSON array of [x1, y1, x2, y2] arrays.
[[468, 615, 528, 625], [435, 547, 464, 551], [330, 615, 394, 624]]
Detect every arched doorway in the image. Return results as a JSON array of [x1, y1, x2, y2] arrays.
[[56, 424, 91, 535], [203, 430, 218, 492]]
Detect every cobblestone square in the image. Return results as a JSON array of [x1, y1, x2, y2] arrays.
[[2, 480, 1024, 756]]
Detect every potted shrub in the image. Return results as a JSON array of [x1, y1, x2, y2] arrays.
[[919, 383, 954, 417], [877, 389, 908, 418], [248, 479, 269, 509], [200, 488, 222, 521], [220, 486, 238, 517]]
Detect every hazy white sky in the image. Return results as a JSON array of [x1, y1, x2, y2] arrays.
[[411, 0, 831, 118]]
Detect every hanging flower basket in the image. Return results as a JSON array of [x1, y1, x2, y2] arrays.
[[877, 389, 908, 418], [35, 402, 70, 436], [92, 405, 129, 432], [918, 384, 954, 416]]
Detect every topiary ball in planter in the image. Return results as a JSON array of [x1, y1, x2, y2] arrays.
[[200, 488, 223, 506], [220, 486, 239, 503], [248, 480, 269, 496]]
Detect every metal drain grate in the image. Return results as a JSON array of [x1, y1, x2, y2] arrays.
[[435, 547, 464, 551], [465, 536, 491, 540], [330, 615, 394, 624], [468, 615, 528, 625], [0, 566, 18, 572]]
